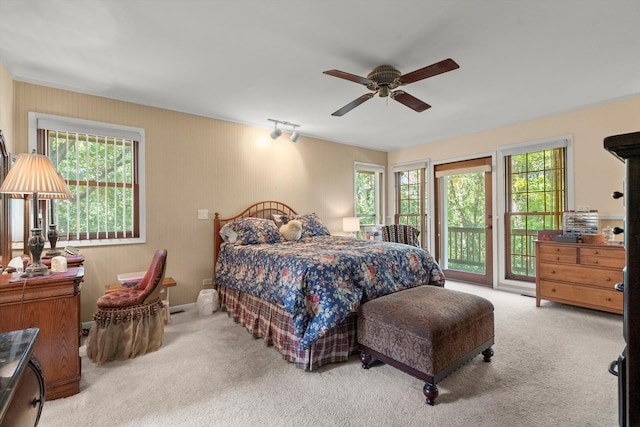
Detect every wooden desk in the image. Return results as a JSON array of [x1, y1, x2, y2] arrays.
[[0, 268, 84, 400]]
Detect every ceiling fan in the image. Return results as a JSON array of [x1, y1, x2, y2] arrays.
[[323, 58, 459, 116]]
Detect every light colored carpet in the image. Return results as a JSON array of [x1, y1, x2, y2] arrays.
[[38, 281, 624, 427]]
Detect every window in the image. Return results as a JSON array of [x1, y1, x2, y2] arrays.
[[29, 113, 145, 246], [354, 162, 384, 228], [501, 137, 570, 281], [393, 161, 428, 247]]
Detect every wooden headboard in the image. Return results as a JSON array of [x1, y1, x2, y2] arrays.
[[213, 200, 297, 266]]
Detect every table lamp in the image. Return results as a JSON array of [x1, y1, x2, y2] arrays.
[[0, 152, 71, 276], [342, 217, 360, 238]]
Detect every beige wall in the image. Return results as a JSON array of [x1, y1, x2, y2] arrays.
[[388, 96, 640, 218], [9, 81, 386, 322]]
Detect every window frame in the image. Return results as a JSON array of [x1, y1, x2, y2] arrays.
[[497, 135, 574, 287], [392, 161, 429, 248], [28, 112, 146, 247], [354, 162, 385, 228]]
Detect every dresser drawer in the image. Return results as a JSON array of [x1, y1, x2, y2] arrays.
[[537, 262, 622, 289], [579, 254, 625, 269], [539, 280, 622, 313], [579, 246, 624, 259], [538, 244, 577, 264], [578, 246, 625, 269]]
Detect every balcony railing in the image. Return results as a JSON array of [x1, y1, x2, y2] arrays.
[[446, 225, 542, 279], [447, 226, 485, 272]]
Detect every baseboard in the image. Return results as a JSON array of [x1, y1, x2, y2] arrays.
[[81, 302, 196, 330], [169, 302, 195, 314]]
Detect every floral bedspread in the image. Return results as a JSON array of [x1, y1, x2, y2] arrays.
[[215, 235, 445, 348]]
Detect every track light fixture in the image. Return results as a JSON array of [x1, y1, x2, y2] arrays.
[[290, 125, 300, 143], [268, 118, 301, 142], [270, 127, 282, 140]]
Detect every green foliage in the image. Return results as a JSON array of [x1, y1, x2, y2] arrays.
[[49, 133, 135, 237]]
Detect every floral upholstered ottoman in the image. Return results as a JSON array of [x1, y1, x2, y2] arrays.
[[358, 285, 494, 405]]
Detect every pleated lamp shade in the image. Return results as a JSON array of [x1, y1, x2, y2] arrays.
[[0, 153, 71, 199]]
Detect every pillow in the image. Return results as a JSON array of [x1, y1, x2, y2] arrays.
[[230, 217, 283, 245], [272, 214, 285, 228], [286, 213, 330, 238], [280, 220, 302, 241], [219, 223, 238, 243]]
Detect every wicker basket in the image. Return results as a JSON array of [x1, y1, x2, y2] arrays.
[[581, 234, 606, 245]]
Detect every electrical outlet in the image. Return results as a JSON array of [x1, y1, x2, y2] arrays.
[[202, 278, 213, 286], [197, 209, 209, 220]]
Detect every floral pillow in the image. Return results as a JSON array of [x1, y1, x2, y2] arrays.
[[230, 217, 283, 245], [285, 213, 330, 238]]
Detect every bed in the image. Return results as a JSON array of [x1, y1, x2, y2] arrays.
[[213, 201, 445, 371]]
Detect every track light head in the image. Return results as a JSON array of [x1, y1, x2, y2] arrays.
[[270, 128, 282, 140], [290, 131, 300, 143]]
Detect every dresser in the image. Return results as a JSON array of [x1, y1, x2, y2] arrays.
[[0, 268, 84, 400], [535, 240, 624, 314]]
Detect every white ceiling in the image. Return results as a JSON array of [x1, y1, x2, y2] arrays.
[[1, 0, 639, 152]]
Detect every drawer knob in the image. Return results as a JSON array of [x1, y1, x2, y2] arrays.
[[551, 270, 556, 274], [593, 251, 599, 254], [551, 288, 556, 293], [555, 256, 560, 260], [606, 297, 612, 302], [605, 277, 611, 281], [594, 260, 599, 264]]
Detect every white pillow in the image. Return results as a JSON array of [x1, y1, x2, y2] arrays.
[[272, 214, 284, 228], [219, 223, 238, 243]]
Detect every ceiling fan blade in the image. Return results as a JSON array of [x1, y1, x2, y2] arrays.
[[331, 93, 375, 116], [323, 70, 373, 85], [391, 91, 431, 112], [398, 58, 459, 85]]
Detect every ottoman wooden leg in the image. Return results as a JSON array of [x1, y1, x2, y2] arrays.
[[423, 382, 439, 406]]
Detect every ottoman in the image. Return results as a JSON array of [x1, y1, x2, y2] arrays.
[[358, 286, 495, 405]]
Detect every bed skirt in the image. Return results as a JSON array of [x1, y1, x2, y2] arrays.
[[218, 285, 358, 371]]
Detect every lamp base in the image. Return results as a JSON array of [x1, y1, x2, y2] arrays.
[[21, 264, 51, 278], [45, 224, 61, 258], [25, 227, 50, 277], [44, 249, 62, 258]]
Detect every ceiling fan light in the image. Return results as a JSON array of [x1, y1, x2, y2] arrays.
[[290, 131, 300, 143], [270, 128, 282, 140]]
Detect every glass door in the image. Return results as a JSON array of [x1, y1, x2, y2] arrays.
[[434, 157, 493, 286]]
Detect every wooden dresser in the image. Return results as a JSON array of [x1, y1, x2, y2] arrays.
[[0, 268, 84, 400], [535, 240, 624, 314]]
